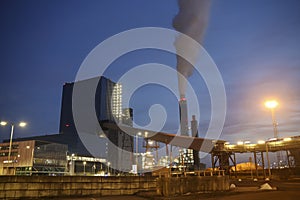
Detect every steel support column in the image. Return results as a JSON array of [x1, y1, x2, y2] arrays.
[[254, 152, 258, 178], [261, 151, 266, 178]]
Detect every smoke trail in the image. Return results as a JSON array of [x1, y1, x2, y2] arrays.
[[173, 0, 211, 98]]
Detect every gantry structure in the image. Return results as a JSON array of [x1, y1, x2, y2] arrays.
[[101, 122, 300, 176]]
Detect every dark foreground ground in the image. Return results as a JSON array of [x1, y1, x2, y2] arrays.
[[51, 178, 300, 200]]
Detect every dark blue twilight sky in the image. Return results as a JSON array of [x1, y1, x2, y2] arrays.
[[0, 0, 300, 152]]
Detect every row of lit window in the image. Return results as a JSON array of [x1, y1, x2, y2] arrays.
[[112, 91, 122, 94], [0, 152, 18, 157], [112, 83, 122, 120], [112, 109, 122, 112], [0, 145, 19, 150]]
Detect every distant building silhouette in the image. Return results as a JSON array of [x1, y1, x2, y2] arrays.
[[11, 76, 133, 171]]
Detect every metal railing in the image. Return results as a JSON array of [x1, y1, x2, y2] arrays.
[[157, 169, 225, 177]]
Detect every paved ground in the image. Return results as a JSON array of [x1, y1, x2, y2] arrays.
[[52, 191, 300, 200], [52, 196, 148, 200], [52, 179, 300, 200]]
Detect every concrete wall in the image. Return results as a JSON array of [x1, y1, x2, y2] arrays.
[[0, 176, 157, 199], [156, 176, 230, 196], [0, 175, 230, 199]]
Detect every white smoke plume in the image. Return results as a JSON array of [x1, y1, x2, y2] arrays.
[[173, 0, 211, 98]]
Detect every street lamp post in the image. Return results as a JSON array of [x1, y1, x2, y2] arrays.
[[264, 100, 279, 138], [264, 100, 281, 167], [83, 161, 86, 175], [135, 132, 142, 175], [0, 121, 27, 163], [107, 162, 111, 175], [70, 153, 75, 175], [93, 164, 96, 175], [265, 141, 272, 177]]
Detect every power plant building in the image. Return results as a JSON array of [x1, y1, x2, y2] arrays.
[[7, 76, 133, 174]]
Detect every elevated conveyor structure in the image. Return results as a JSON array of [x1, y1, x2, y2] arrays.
[[101, 122, 225, 153], [101, 122, 300, 177], [211, 136, 300, 178]]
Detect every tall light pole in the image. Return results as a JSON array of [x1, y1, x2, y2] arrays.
[[265, 141, 272, 177], [70, 153, 75, 175], [135, 132, 142, 175], [93, 164, 96, 175], [264, 100, 281, 167], [107, 162, 111, 175], [258, 140, 272, 178], [264, 100, 279, 138], [83, 161, 86, 175], [0, 121, 27, 163]]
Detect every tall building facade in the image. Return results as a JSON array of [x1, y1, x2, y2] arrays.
[[13, 76, 133, 173], [59, 76, 121, 134], [59, 77, 133, 172]]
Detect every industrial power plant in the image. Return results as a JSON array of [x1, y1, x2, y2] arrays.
[[1, 0, 300, 199], [1, 76, 300, 178]]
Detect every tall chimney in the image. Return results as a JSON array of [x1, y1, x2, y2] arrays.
[[179, 95, 188, 136]]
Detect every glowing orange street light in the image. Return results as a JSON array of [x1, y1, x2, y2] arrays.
[[264, 99, 281, 168], [264, 100, 278, 109], [264, 100, 279, 138]]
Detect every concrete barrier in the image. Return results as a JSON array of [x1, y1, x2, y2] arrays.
[[0, 176, 157, 199], [0, 175, 230, 199], [156, 176, 230, 196]]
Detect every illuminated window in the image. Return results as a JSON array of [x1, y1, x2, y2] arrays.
[[112, 83, 123, 121]]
